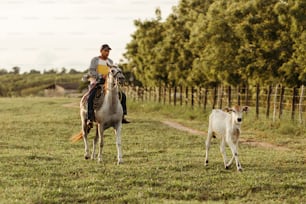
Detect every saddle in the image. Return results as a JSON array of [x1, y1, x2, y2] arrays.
[[81, 83, 122, 113], [93, 84, 104, 110], [80, 84, 104, 111]]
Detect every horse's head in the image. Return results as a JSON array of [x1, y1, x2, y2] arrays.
[[108, 66, 125, 86]]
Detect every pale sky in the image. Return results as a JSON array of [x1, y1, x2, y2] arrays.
[[0, 0, 178, 73]]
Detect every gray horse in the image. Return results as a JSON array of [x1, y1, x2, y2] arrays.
[[72, 66, 125, 164]]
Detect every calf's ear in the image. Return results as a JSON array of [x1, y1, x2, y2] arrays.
[[223, 107, 235, 112], [223, 107, 231, 112], [242, 106, 249, 112]]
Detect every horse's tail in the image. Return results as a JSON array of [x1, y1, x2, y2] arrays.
[[70, 131, 83, 143]]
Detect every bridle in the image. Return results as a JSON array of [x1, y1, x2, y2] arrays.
[[106, 67, 124, 91]]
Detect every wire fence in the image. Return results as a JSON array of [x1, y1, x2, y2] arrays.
[[122, 84, 306, 123]]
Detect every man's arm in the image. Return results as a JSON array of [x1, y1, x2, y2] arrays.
[[82, 57, 98, 82], [88, 57, 99, 78]]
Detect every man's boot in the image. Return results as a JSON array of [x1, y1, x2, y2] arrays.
[[122, 116, 130, 124]]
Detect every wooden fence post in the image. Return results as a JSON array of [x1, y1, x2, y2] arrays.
[[174, 86, 177, 106], [191, 87, 194, 109], [185, 87, 189, 106], [218, 85, 223, 109], [152, 87, 155, 102], [299, 85, 304, 124], [237, 86, 241, 106], [227, 86, 231, 107], [135, 86, 139, 101], [180, 86, 183, 106], [142, 87, 145, 101], [266, 85, 272, 118], [213, 86, 217, 109], [144, 87, 147, 101], [256, 84, 260, 119], [134, 86, 138, 101], [279, 85, 285, 119], [168, 86, 172, 105], [158, 86, 162, 103], [163, 86, 166, 104], [204, 88, 208, 111], [198, 87, 202, 108], [272, 84, 279, 122], [244, 85, 249, 106], [291, 87, 297, 120]]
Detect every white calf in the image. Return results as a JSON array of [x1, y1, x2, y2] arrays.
[[205, 105, 248, 171]]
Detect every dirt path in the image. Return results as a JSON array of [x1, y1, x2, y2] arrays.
[[162, 120, 290, 151]]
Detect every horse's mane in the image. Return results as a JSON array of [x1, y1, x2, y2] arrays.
[[103, 77, 108, 93]]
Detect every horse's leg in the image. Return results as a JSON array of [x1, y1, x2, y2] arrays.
[[91, 124, 99, 159], [82, 118, 90, 160], [97, 125, 104, 163], [115, 124, 123, 164]]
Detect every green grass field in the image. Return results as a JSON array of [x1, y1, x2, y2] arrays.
[[0, 97, 305, 203]]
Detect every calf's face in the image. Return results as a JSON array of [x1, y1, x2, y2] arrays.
[[229, 105, 248, 124]]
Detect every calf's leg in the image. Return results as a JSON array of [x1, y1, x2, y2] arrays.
[[227, 139, 242, 171], [220, 137, 228, 169], [205, 130, 213, 166]]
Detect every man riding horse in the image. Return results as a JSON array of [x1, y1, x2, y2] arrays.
[[85, 44, 130, 128]]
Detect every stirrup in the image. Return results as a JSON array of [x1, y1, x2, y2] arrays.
[[87, 120, 93, 128]]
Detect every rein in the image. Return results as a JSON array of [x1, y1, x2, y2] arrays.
[[103, 70, 121, 92]]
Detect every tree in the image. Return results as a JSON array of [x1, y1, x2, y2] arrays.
[[28, 69, 41, 74], [0, 68, 8, 75], [69, 68, 82, 74], [280, 0, 306, 86], [60, 67, 67, 74], [124, 9, 166, 86], [43, 69, 57, 74], [11, 66, 20, 74]]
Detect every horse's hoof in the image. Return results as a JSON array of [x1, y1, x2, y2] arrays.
[[117, 160, 123, 165], [238, 168, 243, 172], [84, 156, 90, 160], [205, 160, 208, 166], [225, 165, 230, 170]]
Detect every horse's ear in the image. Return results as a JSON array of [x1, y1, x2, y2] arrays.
[[110, 67, 115, 74], [106, 62, 112, 68]]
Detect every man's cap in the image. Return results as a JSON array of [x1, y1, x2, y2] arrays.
[[101, 44, 112, 51]]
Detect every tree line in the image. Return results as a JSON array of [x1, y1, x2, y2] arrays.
[[0, 67, 82, 75], [0, 66, 87, 96], [122, 0, 305, 88]]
